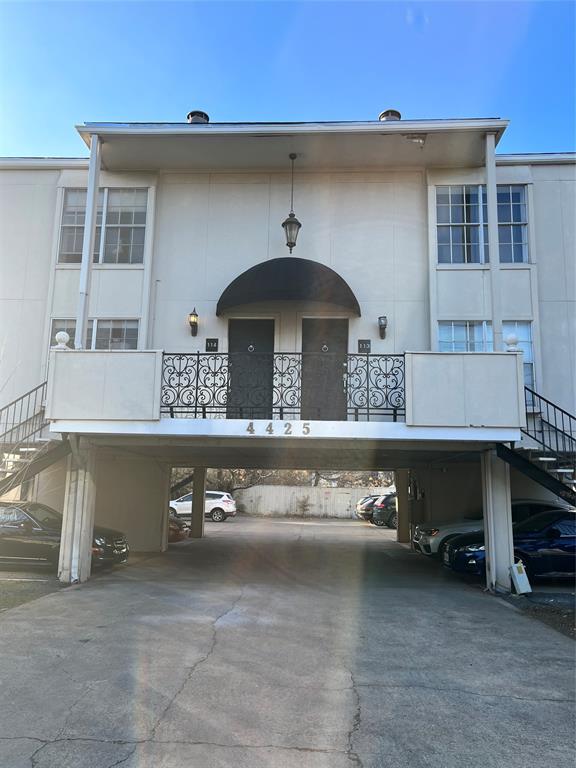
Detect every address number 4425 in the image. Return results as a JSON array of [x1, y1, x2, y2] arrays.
[[246, 421, 311, 436]]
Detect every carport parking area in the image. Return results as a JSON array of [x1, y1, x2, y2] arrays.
[[0, 517, 574, 768]]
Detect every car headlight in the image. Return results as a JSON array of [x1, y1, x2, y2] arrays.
[[420, 528, 439, 536], [463, 544, 485, 553], [93, 536, 106, 547]]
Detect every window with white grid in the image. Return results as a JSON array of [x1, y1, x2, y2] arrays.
[[58, 189, 103, 264], [438, 321, 493, 352], [58, 188, 147, 265], [102, 189, 147, 264], [497, 185, 528, 263], [94, 320, 139, 350], [50, 319, 93, 348], [436, 185, 489, 264], [503, 321, 534, 388]]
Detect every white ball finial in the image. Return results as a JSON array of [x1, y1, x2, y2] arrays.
[[504, 333, 519, 351], [54, 331, 71, 349]]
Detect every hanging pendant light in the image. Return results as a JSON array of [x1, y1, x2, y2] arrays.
[[282, 153, 302, 253]]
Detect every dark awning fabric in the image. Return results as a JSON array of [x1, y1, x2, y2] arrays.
[[216, 257, 361, 316]]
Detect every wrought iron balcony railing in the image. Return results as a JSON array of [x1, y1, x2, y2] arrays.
[[161, 352, 405, 422]]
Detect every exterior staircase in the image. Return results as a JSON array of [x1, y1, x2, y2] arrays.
[[497, 386, 576, 506], [0, 382, 70, 497]]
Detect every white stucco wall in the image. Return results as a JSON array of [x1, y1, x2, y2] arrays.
[[531, 165, 576, 412], [0, 170, 59, 403], [0, 157, 573, 422], [150, 170, 430, 355], [235, 484, 392, 518]]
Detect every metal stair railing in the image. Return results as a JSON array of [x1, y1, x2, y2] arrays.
[[522, 387, 576, 462], [0, 382, 48, 446]]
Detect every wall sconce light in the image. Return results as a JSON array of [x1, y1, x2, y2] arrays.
[[188, 308, 199, 336], [378, 316, 388, 339]]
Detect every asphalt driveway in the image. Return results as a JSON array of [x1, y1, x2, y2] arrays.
[[0, 517, 574, 768]]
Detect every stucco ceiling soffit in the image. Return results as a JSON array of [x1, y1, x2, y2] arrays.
[[76, 119, 509, 172]]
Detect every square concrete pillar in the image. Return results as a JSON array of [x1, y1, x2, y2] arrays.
[[59, 450, 96, 584], [396, 469, 411, 543], [94, 453, 171, 553], [191, 467, 206, 539], [481, 449, 514, 593]]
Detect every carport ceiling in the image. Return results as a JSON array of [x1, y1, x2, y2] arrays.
[[86, 436, 485, 470]]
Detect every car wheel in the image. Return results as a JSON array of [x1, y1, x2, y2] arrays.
[[169, 507, 177, 515], [437, 539, 452, 559], [210, 508, 226, 522], [373, 518, 386, 527], [386, 512, 398, 529]]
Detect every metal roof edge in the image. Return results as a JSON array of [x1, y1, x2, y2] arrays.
[[0, 157, 89, 170], [496, 152, 576, 165], [75, 118, 510, 147]]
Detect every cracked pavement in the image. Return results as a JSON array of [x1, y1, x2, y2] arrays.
[[0, 517, 574, 767]]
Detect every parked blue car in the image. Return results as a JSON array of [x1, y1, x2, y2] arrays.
[[444, 509, 576, 579]]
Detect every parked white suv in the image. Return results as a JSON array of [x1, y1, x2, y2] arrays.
[[170, 491, 237, 523], [412, 499, 570, 557]]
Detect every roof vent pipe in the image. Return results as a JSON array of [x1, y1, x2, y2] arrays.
[[378, 109, 401, 122], [187, 110, 210, 123]]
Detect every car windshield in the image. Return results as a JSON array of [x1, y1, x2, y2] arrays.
[[26, 503, 63, 529], [513, 510, 566, 534]]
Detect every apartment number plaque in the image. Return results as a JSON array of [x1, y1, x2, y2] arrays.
[[205, 338, 219, 352], [358, 339, 371, 353]]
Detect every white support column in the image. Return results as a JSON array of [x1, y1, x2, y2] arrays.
[[58, 448, 96, 584], [75, 134, 101, 349], [485, 132, 503, 351], [190, 467, 206, 539], [481, 450, 514, 593], [395, 469, 411, 543]]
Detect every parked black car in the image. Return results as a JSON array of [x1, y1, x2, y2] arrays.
[[371, 494, 398, 528], [0, 501, 129, 568]]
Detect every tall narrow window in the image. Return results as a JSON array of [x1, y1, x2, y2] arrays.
[[438, 321, 493, 352], [58, 188, 147, 265], [497, 185, 528, 263], [102, 189, 147, 264], [58, 190, 102, 263], [436, 185, 488, 264], [503, 321, 534, 387]]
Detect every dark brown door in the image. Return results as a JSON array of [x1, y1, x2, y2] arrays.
[[301, 319, 348, 420], [227, 319, 275, 419]]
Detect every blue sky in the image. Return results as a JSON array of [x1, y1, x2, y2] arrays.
[[0, 1, 574, 156]]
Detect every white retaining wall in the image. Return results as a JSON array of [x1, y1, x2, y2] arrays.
[[234, 485, 393, 519]]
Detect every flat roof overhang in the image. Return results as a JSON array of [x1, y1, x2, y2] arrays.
[[76, 118, 509, 172], [50, 419, 520, 470], [60, 435, 492, 470]]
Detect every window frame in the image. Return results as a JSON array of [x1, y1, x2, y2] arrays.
[[438, 320, 494, 352], [502, 320, 534, 389], [436, 184, 489, 265], [57, 187, 148, 266], [497, 184, 529, 264], [50, 318, 139, 351]]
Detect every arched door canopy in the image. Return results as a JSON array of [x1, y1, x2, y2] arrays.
[[216, 258, 361, 317]]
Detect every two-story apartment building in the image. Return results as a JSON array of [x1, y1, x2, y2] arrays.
[[0, 109, 574, 592]]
